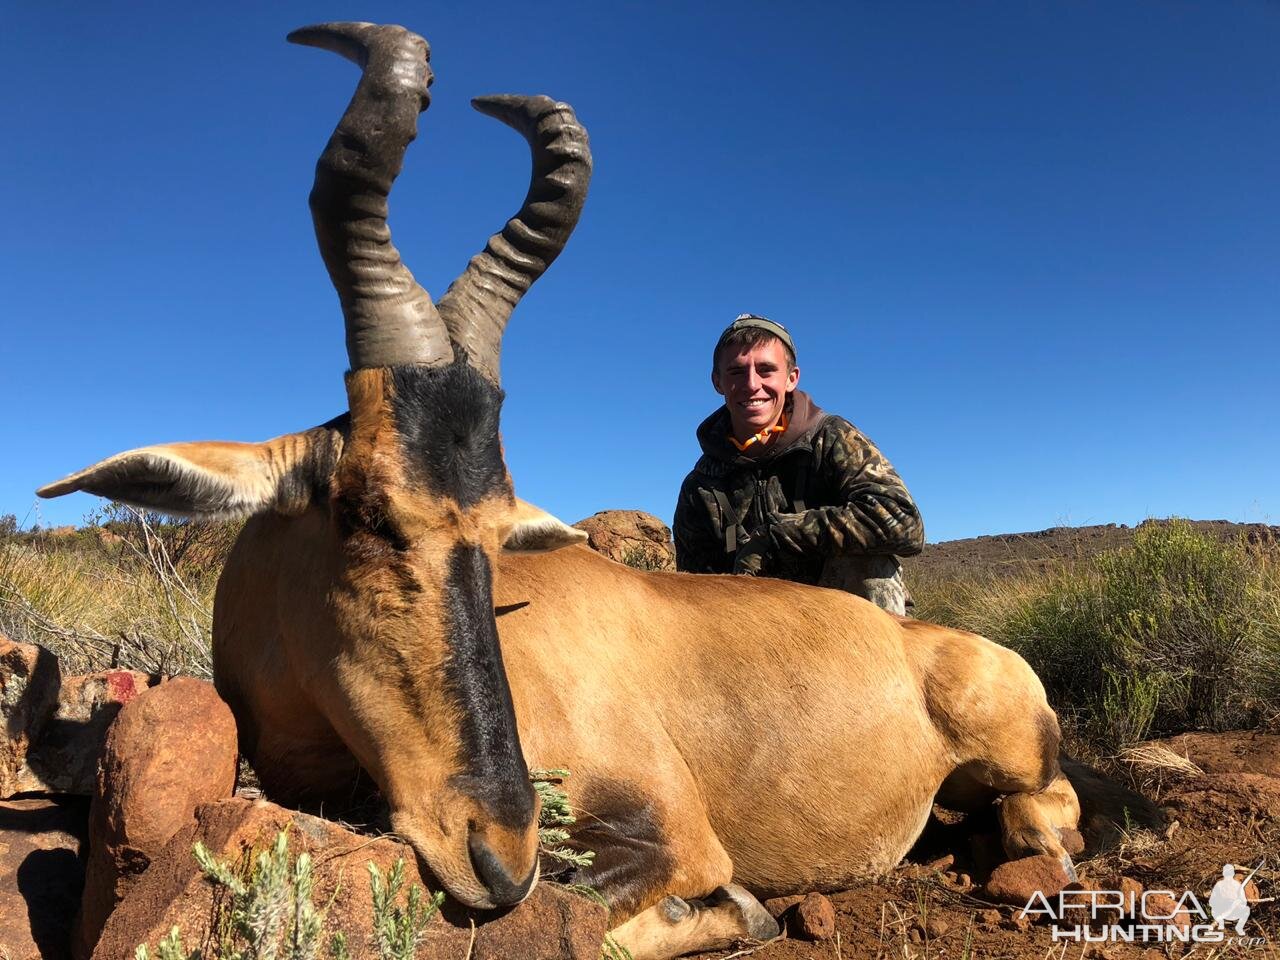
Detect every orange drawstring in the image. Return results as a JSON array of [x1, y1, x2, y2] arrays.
[[729, 412, 789, 452]]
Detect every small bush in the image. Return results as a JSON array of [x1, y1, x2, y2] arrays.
[[531, 768, 596, 872], [619, 545, 672, 571], [915, 521, 1280, 752], [136, 829, 444, 960]]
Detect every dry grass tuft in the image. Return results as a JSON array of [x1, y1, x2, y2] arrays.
[[0, 505, 240, 677], [1116, 742, 1204, 778]]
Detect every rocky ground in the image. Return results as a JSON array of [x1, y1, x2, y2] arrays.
[[688, 730, 1280, 958]]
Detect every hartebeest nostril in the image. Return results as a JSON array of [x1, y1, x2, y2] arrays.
[[467, 831, 536, 908]]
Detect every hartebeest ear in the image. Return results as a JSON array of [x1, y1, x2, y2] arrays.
[[36, 419, 347, 520], [502, 499, 589, 553]]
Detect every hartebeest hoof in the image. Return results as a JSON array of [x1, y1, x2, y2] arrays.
[[700, 884, 782, 942]]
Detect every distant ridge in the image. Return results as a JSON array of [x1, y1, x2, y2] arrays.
[[910, 518, 1280, 579]]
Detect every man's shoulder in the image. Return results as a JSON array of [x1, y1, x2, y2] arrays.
[[685, 452, 734, 484], [810, 411, 876, 445]]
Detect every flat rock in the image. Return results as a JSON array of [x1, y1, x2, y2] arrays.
[[985, 854, 1071, 906], [96, 798, 608, 960], [762, 893, 803, 919], [0, 797, 90, 960], [75, 678, 238, 960], [15, 670, 156, 796], [0, 637, 61, 797]]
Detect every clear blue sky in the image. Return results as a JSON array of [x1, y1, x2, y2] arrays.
[[4, 2, 1277, 542]]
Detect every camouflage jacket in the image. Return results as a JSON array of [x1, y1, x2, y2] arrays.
[[673, 391, 924, 583]]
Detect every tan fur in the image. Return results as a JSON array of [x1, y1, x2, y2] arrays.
[[215, 518, 1078, 955]]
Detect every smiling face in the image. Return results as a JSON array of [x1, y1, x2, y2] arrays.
[[712, 336, 800, 443]]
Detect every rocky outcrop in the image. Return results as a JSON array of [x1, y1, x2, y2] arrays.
[[75, 678, 238, 960], [574, 510, 675, 569], [95, 798, 609, 960]]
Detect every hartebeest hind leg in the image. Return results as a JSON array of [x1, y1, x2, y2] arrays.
[[998, 771, 1081, 863], [909, 620, 1082, 873]]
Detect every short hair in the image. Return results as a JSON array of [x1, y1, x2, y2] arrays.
[[713, 327, 797, 373]]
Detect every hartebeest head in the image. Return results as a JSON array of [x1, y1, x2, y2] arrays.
[[37, 22, 591, 909]]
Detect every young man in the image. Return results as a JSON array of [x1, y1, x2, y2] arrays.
[[673, 314, 924, 614]]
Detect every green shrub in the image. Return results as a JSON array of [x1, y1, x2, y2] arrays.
[[619, 545, 672, 571], [917, 521, 1280, 751], [531, 768, 596, 871]]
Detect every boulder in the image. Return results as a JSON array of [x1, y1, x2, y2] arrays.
[[75, 678, 238, 960], [574, 511, 675, 569], [96, 798, 608, 960], [0, 637, 61, 796], [787, 892, 835, 941], [15, 670, 156, 796], [0, 797, 90, 960], [984, 854, 1072, 906]]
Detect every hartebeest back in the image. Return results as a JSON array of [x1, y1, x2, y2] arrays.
[[41, 23, 1082, 960]]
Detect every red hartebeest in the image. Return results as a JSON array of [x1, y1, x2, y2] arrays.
[[40, 23, 1080, 959]]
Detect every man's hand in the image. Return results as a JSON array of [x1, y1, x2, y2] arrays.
[[732, 528, 770, 575], [766, 511, 809, 555]]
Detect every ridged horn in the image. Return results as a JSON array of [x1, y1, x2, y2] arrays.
[[437, 95, 592, 385], [288, 22, 454, 370]]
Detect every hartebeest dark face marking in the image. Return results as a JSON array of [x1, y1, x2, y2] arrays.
[[392, 363, 509, 510], [361, 364, 531, 837], [443, 543, 535, 829]]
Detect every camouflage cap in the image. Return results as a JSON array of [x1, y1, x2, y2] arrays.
[[714, 313, 796, 361]]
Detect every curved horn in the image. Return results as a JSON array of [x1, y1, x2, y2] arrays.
[[288, 22, 454, 370], [437, 95, 592, 384]]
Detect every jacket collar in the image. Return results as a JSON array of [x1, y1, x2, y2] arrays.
[[695, 390, 827, 466]]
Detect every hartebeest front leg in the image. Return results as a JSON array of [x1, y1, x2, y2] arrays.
[[565, 776, 779, 960], [609, 885, 779, 960]]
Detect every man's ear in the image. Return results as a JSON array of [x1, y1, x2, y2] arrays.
[[711, 368, 724, 396], [502, 498, 588, 553], [786, 364, 800, 392], [36, 417, 347, 519]]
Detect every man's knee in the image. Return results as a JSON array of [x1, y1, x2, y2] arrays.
[[819, 555, 907, 615]]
